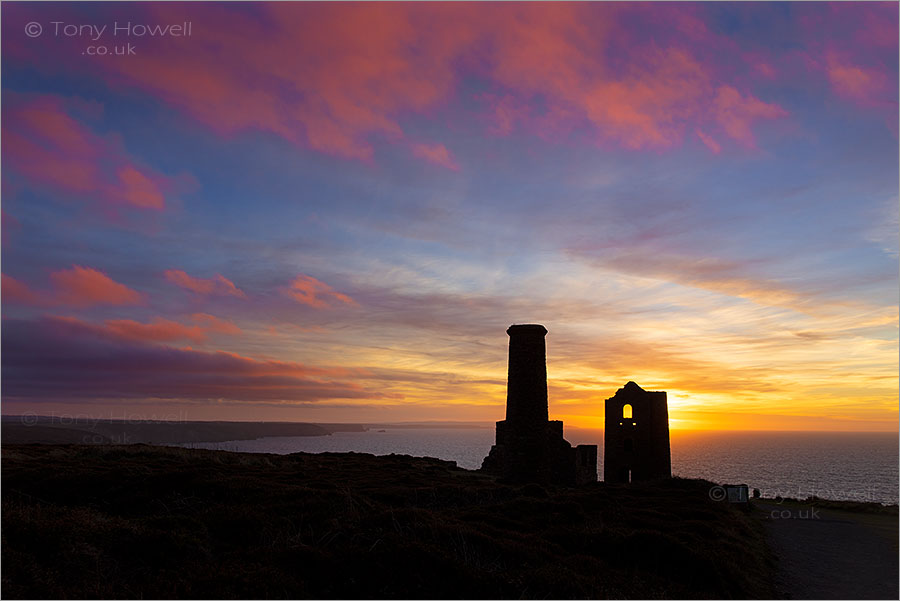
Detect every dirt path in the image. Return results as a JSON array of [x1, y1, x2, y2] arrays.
[[755, 501, 898, 599]]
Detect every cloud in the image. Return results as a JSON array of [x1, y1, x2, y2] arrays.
[[49, 266, 144, 307], [2, 3, 796, 161], [102, 318, 212, 345], [264, 323, 329, 338], [695, 129, 722, 154], [285, 274, 357, 308], [3, 266, 144, 308], [100, 314, 241, 344], [564, 240, 826, 314], [164, 269, 246, 298], [791, 5, 897, 128], [1, 93, 177, 215], [189, 313, 243, 335], [711, 86, 788, 147], [825, 53, 888, 105], [1, 317, 389, 404], [2, 274, 42, 305], [411, 143, 459, 170], [754, 62, 776, 78], [483, 94, 531, 136], [116, 166, 165, 210], [89, 3, 468, 163], [480, 7, 787, 150]]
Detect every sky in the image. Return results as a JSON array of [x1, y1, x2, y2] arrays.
[[1, 2, 897, 431]]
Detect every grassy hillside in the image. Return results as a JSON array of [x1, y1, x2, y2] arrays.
[[2, 444, 776, 599]]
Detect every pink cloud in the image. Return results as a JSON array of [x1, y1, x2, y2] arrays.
[[711, 86, 788, 147], [117, 166, 166, 210], [164, 270, 246, 298], [286, 275, 357, 308], [695, 129, 722, 154], [2, 93, 176, 214], [581, 50, 709, 148], [87, 3, 470, 162], [49, 266, 144, 307], [411, 143, 459, 170], [792, 4, 897, 126], [825, 53, 888, 105], [481, 7, 786, 151], [483, 94, 531, 136], [2, 3, 804, 159], [2, 274, 42, 305], [755, 62, 776, 79]]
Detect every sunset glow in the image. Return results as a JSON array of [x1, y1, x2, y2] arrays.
[[2, 2, 897, 430]]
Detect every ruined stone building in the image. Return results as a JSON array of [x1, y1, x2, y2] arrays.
[[603, 381, 671, 483], [480, 324, 597, 486]]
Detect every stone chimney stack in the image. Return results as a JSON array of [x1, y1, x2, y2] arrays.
[[480, 324, 597, 485], [505, 324, 549, 425]]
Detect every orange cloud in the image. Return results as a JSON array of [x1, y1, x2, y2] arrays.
[[102, 314, 241, 344], [164, 270, 246, 298], [104, 318, 209, 344], [411, 143, 459, 170], [189, 313, 242, 335], [286, 274, 357, 308], [49, 266, 144, 307], [4, 267, 147, 308], [2, 94, 174, 213]]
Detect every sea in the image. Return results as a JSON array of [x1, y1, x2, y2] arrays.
[[178, 428, 900, 505]]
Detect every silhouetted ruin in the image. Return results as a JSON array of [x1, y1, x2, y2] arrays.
[[480, 324, 597, 485], [603, 381, 671, 483]]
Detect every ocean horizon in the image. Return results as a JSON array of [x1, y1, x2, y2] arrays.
[[177, 427, 899, 505]]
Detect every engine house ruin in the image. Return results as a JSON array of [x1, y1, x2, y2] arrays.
[[603, 381, 671, 483]]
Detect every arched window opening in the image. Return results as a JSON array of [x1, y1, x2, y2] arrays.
[[622, 404, 633, 419]]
